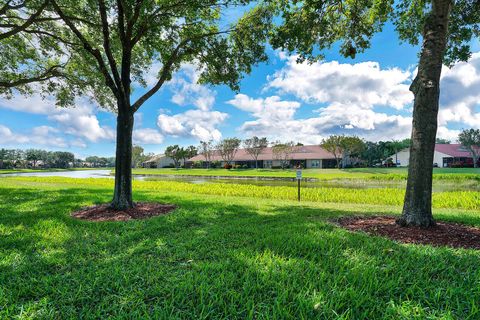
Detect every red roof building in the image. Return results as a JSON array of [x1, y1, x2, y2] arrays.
[[189, 145, 337, 168]]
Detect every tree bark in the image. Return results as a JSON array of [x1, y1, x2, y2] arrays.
[[471, 149, 479, 168], [111, 106, 134, 210], [397, 0, 452, 228]]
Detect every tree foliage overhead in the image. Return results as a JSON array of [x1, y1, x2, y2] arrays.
[[269, 0, 480, 64], [44, 0, 273, 110], [394, 0, 480, 65], [0, 0, 67, 96], [269, 0, 393, 61]]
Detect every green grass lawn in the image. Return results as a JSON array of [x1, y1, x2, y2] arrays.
[[131, 167, 480, 181], [1, 177, 480, 318]]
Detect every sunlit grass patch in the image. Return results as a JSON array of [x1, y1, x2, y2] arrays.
[[0, 177, 479, 318]]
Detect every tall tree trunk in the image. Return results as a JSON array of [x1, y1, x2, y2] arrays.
[[397, 0, 452, 228], [111, 107, 134, 210]]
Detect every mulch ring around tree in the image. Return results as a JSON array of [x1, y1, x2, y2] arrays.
[[71, 203, 176, 222], [335, 216, 480, 250]]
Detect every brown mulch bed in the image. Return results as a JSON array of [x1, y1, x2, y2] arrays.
[[336, 216, 480, 250], [71, 202, 176, 222]]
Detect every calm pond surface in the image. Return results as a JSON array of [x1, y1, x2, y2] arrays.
[[2, 170, 477, 192], [1, 169, 112, 178]]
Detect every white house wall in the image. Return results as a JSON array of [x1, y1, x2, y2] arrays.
[[157, 157, 184, 168], [433, 151, 451, 167], [392, 149, 452, 167], [392, 149, 410, 166]]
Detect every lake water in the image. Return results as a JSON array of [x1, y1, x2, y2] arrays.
[[1, 169, 113, 178], [2, 170, 477, 192]]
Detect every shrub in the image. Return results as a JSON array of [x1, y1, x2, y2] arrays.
[[224, 164, 233, 169], [210, 161, 221, 169]]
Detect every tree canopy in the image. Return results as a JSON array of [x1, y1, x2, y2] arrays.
[[216, 138, 241, 165], [271, 141, 295, 169], [243, 136, 268, 169], [268, 0, 479, 64], [0, 0, 67, 97], [8, 0, 274, 209]]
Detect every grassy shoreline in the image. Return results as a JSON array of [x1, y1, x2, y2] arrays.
[[6, 175, 480, 210], [1, 177, 479, 318], [131, 167, 480, 181]]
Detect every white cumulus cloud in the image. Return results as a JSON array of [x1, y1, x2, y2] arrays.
[[268, 56, 413, 109], [438, 52, 480, 129], [1, 124, 69, 148], [133, 128, 164, 144], [0, 93, 115, 145], [157, 109, 227, 141]]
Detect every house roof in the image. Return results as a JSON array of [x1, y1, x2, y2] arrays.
[[143, 154, 166, 163], [435, 144, 477, 158], [189, 145, 336, 162]]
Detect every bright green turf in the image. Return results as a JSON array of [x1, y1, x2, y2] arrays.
[[131, 167, 480, 181], [1, 177, 480, 319], [8, 176, 478, 210]]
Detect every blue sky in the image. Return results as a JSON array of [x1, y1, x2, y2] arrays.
[[1, 22, 479, 159]]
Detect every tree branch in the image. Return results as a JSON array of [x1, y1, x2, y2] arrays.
[[116, 0, 127, 46], [0, 1, 25, 16], [51, 0, 119, 98], [23, 29, 79, 46], [0, 64, 64, 88], [131, 40, 188, 112], [98, 0, 122, 91], [127, 0, 144, 40], [0, 0, 48, 40], [131, 28, 233, 112]]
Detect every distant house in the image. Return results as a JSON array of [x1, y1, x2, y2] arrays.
[[141, 154, 184, 168], [390, 144, 480, 168], [188, 145, 338, 169]]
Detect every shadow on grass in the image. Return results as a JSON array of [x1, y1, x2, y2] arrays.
[[0, 186, 479, 318]]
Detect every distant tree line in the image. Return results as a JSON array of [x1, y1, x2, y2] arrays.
[[0, 148, 75, 169], [164, 145, 198, 169], [0, 148, 115, 169], [84, 156, 116, 168]]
